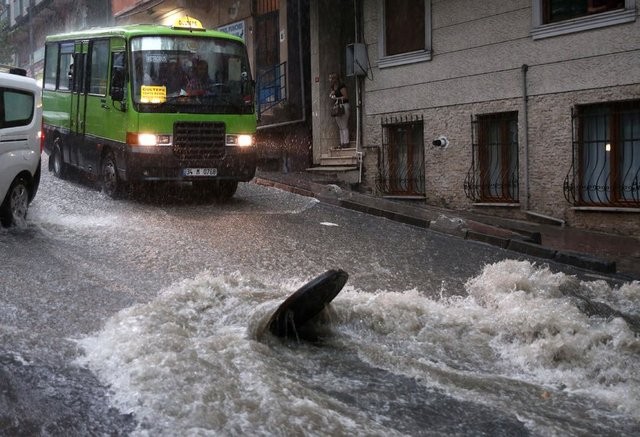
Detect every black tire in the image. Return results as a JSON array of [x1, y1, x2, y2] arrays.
[[192, 180, 238, 202], [0, 176, 30, 227], [101, 150, 124, 199], [51, 138, 68, 179], [217, 180, 238, 201]]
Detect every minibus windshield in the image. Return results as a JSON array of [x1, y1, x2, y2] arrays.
[[130, 36, 253, 114]]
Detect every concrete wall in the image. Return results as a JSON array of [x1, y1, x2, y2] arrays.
[[358, 0, 640, 234]]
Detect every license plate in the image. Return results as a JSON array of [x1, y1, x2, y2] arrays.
[[182, 168, 218, 177]]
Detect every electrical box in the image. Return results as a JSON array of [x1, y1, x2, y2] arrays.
[[346, 43, 368, 77]]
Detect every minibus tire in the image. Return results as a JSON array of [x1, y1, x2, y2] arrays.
[[192, 180, 237, 202], [101, 151, 123, 199], [0, 176, 29, 227], [51, 139, 68, 179], [216, 180, 238, 202]]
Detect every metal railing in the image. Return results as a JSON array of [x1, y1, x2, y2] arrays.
[[256, 61, 287, 118], [464, 113, 519, 203], [564, 104, 640, 206], [376, 115, 425, 196]]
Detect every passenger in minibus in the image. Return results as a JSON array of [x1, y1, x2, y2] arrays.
[[186, 59, 213, 96]]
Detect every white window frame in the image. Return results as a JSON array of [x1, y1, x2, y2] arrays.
[[377, 0, 432, 69], [531, 0, 636, 39]]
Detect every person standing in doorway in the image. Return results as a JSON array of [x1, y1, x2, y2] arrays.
[[329, 72, 350, 148]]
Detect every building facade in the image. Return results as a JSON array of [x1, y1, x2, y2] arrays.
[[3, 0, 111, 76], [333, 0, 639, 235], [4, 0, 639, 235]]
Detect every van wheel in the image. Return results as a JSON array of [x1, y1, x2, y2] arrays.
[[101, 151, 123, 199], [51, 139, 68, 179], [0, 176, 30, 227]]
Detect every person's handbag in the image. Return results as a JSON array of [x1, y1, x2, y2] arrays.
[[331, 100, 345, 117]]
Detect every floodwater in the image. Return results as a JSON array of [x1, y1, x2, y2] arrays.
[[77, 261, 640, 436], [3, 164, 639, 435]]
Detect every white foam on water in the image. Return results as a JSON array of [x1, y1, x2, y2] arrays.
[[77, 260, 640, 435], [332, 260, 640, 434], [76, 272, 400, 436], [320, 222, 339, 227]]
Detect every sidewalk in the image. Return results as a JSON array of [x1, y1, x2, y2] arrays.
[[253, 170, 640, 281]]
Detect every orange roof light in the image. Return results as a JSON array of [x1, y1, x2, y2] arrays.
[[172, 16, 205, 31]]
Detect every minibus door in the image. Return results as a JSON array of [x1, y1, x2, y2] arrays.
[[103, 40, 128, 156], [69, 40, 88, 169], [82, 39, 122, 173]]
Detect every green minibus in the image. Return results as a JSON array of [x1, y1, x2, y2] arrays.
[[42, 16, 256, 200]]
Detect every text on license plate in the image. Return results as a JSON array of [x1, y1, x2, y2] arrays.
[[182, 168, 218, 177]]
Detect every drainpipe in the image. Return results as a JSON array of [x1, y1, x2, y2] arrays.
[[521, 64, 530, 211], [355, 0, 363, 183], [28, 0, 34, 76]]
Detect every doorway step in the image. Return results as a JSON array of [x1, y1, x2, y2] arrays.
[[306, 144, 360, 184]]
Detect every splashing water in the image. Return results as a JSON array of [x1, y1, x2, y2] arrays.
[[77, 260, 640, 435]]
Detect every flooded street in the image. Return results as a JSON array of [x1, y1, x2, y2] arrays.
[[1, 165, 639, 435], [77, 266, 640, 436]]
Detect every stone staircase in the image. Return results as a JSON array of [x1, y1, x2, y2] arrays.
[[306, 143, 361, 184], [316, 140, 359, 167]]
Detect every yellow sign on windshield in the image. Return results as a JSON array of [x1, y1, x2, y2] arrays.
[[141, 85, 167, 104], [173, 16, 205, 31]]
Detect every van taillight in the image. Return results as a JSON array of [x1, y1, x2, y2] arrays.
[[40, 124, 44, 153]]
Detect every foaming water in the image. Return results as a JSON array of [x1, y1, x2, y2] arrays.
[[77, 261, 640, 435]]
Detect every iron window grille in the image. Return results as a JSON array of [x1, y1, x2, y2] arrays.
[[377, 115, 425, 196], [464, 112, 519, 203], [563, 101, 640, 206]]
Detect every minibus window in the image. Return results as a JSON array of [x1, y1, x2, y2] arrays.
[[89, 40, 109, 95], [44, 44, 58, 90], [130, 35, 253, 114]]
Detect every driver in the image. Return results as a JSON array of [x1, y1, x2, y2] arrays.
[[186, 59, 213, 96]]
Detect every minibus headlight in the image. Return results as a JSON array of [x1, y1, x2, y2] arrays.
[[138, 133, 157, 146], [127, 132, 172, 146], [226, 134, 254, 147]]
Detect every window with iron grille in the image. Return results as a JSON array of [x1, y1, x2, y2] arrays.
[[377, 116, 425, 197], [564, 101, 640, 206], [464, 112, 519, 203]]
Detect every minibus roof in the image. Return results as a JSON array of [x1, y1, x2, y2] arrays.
[[45, 23, 244, 44]]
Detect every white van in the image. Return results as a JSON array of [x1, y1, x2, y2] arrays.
[[0, 67, 42, 227]]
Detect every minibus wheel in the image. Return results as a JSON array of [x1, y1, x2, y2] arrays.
[[193, 180, 238, 202], [0, 176, 29, 227], [101, 151, 123, 199], [51, 138, 68, 179], [217, 180, 238, 201]]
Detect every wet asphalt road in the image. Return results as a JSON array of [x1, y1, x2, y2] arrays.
[[0, 163, 623, 435]]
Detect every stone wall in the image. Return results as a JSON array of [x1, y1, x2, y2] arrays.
[[357, 0, 640, 235]]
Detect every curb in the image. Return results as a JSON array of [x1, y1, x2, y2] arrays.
[[253, 177, 618, 275], [339, 199, 429, 228]]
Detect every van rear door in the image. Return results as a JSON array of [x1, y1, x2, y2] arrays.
[[0, 80, 39, 200]]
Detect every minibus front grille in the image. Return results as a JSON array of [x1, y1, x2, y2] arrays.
[[173, 122, 225, 161]]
